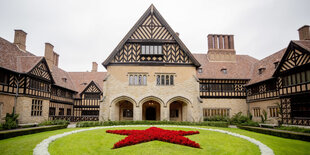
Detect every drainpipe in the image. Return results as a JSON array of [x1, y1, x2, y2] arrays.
[[13, 74, 20, 115]]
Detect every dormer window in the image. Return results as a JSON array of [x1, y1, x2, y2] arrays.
[[141, 45, 162, 55], [274, 61, 279, 69], [258, 68, 266, 75], [198, 68, 202, 73], [221, 68, 227, 74], [62, 77, 67, 82]]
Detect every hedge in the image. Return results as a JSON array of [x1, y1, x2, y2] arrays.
[[0, 125, 68, 140], [76, 121, 228, 128], [238, 126, 310, 142]]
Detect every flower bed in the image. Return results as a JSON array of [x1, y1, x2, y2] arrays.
[[106, 127, 201, 149]]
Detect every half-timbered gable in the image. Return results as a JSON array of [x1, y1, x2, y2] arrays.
[[275, 41, 310, 75], [28, 60, 53, 82], [103, 5, 200, 67], [274, 41, 310, 97], [69, 71, 106, 121]]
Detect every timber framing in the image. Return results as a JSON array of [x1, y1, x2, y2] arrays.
[[102, 4, 200, 68]]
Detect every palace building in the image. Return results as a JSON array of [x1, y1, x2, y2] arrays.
[[0, 5, 309, 125]]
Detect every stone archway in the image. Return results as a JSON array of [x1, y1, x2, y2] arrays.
[[116, 101, 134, 121], [167, 96, 191, 121], [169, 101, 187, 121], [142, 101, 161, 121], [111, 96, 136, 121]]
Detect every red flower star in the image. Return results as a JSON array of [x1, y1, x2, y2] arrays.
[[106, 127, 201, 149]]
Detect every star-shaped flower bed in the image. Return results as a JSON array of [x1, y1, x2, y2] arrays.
[[106, 127, 201, 149]]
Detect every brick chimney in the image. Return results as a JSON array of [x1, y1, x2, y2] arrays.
[[298, 25, 310, 40], [44, 43, 59, 67], [14, 30, 27, 51], [207, 34, 236, 62], [91, 62, 98, 72]]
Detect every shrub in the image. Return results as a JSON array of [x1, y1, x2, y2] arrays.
[[3, 109, 19, 130], [230, 112, 250, 125], [238, 126, 310, 142], [76, 120, 229, 128], [0, 125, 67, 140], [240, 121, 259, 127], [39, 120, 69, 126], [277, 126, 310, 134], [260, 110, 267, 123]]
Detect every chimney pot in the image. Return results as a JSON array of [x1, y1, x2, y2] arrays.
[[176, 32, 180, 37], [298, 25, 310, 40], [92, 62, 98, 72], [14, 30, 27, 51]]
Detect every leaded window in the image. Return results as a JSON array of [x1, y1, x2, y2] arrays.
[[128, 73, 147, 86], [203, 108, 230, 117], [156, 74, 175, 86], [141, 45, 162, 55], [31, 99, 43, 116]]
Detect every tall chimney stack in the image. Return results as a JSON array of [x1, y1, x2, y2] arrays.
[[298, 25, 310, 40], [207, 34, 236, 62], [44, 43, 59, 67], [91, 62, 98, 72], [14, 30, 27, 51]]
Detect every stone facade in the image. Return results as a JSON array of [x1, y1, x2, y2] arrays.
[[248, 99, 280, 123], [0, 94, 49, 124], [201, 98, 248, 117], [100, 65, 202, 122], [0, 94, 15, 123]]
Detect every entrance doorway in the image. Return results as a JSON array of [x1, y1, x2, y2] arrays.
[[142, 101, 160, 121], [146, 107, 156, 120]]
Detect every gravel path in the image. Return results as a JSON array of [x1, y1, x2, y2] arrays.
[[33, 125, 274, 155]]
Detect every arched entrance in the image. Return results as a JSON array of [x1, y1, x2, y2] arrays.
[[142, 101, 160, 121], [115, 100, 134, 121], [169, 100, 188, 121]]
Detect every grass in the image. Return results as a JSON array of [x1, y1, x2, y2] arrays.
[[0, 128, 78, 155], [49, 127, 260, 155], [0, 126, 309, 155]]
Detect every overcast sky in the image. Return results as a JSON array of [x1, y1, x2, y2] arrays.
[[0, 0, 309, 72]]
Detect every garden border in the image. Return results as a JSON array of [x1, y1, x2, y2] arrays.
[[33, 125, 274, 155]]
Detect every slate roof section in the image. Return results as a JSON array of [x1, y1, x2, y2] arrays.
[[68, 72, 107, 96], [193, 53, 258, 80]]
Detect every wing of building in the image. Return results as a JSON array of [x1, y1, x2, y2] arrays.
[[0, 5, 309, 126]]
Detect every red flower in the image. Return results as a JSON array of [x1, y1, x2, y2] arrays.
[[106, 127, 201, 149]]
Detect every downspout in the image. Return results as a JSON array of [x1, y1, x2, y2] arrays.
[[13, 74, 20, 115]]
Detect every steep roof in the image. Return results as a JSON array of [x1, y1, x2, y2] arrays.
[[293, 40, 310, 51], [68, 72, 106, 96], [247, 48, 286, 85], [16, 56, 43, 73], [48, 65, 76, 91], [193, 53, 258, 79], [102, 4, 200, 67], [0, 37, 37, 73]]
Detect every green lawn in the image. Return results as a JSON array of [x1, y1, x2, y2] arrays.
[[0, 126, 310, 155]]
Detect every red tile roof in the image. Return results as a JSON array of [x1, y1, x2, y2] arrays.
[[49, 65, 76, 91], [0, 37, 37, 73], [293, 40, 310, 51], [247, 48, 286, 85], [68, 72, 107, 96], [193, 53, 258, 80]]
